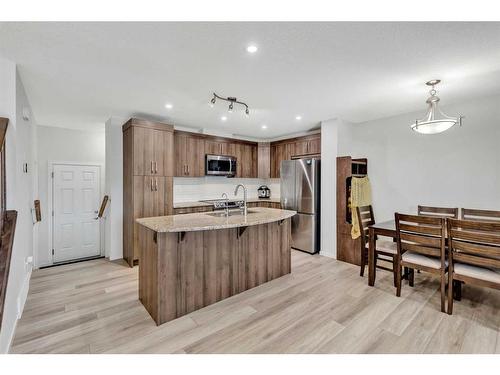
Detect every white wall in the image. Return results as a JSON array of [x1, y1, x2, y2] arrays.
[[36, 125, 105, 267], [0, 59, 37, 353], [105, 117, 125, 261], [321, 93, 500, 260], [174, 177, 280, 203]]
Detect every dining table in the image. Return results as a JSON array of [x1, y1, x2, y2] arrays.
[[368, 218, 450, 286]]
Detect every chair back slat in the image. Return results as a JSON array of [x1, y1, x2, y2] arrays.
[[448, 219, 500, 272], [356, 205, 374, 247], [396, 213, 446, 260], [450, 229, 500, 246], [399, 222, 442, 236], [462, 208, 500, 222], [418, 205, 459, 219], [400, 232, 442, 248], [453, 253, 500, 269], [453, 240, 500, 259], [400, 241, 443, 258]]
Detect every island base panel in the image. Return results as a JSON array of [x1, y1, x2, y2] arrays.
[[138, 219, 291, 325]]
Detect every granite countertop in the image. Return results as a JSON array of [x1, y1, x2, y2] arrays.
[[173, 197, 281, 209], [136, 207, 296, 233]]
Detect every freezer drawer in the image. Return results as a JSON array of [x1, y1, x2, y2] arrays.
[[291, 213, 319, 254]]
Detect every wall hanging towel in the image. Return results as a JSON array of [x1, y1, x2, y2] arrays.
[[350, 176, 372, 239]]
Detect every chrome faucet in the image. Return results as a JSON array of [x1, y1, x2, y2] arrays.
[[221, 192, 229, 217], [234, 183, 247, 216]]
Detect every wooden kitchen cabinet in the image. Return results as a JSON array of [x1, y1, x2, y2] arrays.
[[130, 176, 173, 262], [236, 143, 256, 178], [123, 118, 174, 267], [270, 132, 321, 177], [124, 119, 174, 176], [173, 205, 213, 215], [306, 135, 321, 154], [175, 132, 205, 177], [258, 142, 271, 179]]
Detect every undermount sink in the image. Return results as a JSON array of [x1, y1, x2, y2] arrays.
[[206, 209, 258, 218]]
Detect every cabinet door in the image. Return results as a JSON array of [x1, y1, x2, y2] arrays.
[[186, 136, 205, 176], [241, 144, 253, 178], [221, 142, 236, 157], [154, 130, 174, 177], [294, 140, 308, 156], [307, 136, 321, 154], [272, 143, 288, 178], [285, 142, 295, 160], [258, 143, 270, 179], [174, 133, 187, 176], [204, 139, 221, 155], [133, 126, 155, 175]]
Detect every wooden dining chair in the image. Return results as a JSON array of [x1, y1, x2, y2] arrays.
[[447, 219, 500, 315], [395, 213, 447, 312], [356, 205, 397, 285], [461, 208, 500, 222], [418, 205, 459, 219]]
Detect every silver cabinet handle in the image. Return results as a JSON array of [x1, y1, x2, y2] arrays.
[[155, 178, 158, 191], [150, 178, 154, 191], [151, 160, 154, 173], [154, 161, 158, 174], [187, 165, 190, 175]]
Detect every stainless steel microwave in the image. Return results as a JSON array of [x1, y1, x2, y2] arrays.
[[205, 154, 237, 176]]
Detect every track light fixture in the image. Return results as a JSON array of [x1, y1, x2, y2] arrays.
[[210, 93, 250, 116]]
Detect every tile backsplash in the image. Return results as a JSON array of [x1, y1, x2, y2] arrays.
[[173, 177, 280, 203]]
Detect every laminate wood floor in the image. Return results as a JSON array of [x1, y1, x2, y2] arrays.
[[10, 251, 500, 354]]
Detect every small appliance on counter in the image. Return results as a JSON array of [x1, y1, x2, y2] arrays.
[[257, 185, 271, 199]]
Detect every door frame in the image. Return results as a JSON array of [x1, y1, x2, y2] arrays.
[[48, 161, 104, 266]]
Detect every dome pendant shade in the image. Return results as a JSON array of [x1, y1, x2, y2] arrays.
[[411, 80, 463, 134]]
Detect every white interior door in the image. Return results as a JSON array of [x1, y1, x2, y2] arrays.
[[53, 164, 101, 263]]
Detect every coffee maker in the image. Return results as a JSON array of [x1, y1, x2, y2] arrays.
[[257, 185, 271, 199]]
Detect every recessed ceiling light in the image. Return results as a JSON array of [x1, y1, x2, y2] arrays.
[[295, 115, 302, 120], [246, 45, 258, 54], [221, 116, 227, 122], [165, 103, 173, 109], [261, 124, 267, 129]]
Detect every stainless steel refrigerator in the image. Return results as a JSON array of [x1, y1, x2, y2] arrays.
[[280, 158, 320, 254]]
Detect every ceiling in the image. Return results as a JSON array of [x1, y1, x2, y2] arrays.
[[1, 22, 500, 138]]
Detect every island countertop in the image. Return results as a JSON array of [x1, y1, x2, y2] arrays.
[[136, 207, 296, 233]]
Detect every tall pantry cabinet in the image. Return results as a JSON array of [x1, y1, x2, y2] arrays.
[[123, 118, 174, 267]]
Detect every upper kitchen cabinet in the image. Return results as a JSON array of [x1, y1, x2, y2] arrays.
[[236, 143, 257, 178], [123, 118, 174, 177], [288, 133, 321, 158], [205, 138, 236, 156], [270, 132, 321, 178], [174, 131, 205, 177], [258, 142, 271, 179], [304, 134, 321, 155]]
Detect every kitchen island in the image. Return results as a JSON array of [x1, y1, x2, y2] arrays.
[[136, 207, 296, 325]]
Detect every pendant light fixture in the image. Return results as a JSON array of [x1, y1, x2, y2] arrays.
[[210, 93, 250, 117], [411, 80, 463, 134]]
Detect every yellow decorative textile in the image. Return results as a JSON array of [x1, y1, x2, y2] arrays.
[[351, 176, 372, 239]]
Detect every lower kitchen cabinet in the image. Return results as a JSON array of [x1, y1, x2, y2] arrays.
[[125, 176, 173, 266], [173, 206, 213, 215]]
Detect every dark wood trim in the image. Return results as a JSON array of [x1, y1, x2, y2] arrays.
[[34, 200, 41, 222], [174, 130, 258, 146], [122, 118, 174, 132], [97, 195, 109, 218], [0, 118, 8, 150], [0, 210, 18, 331], [270, 131, 321, 146]]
